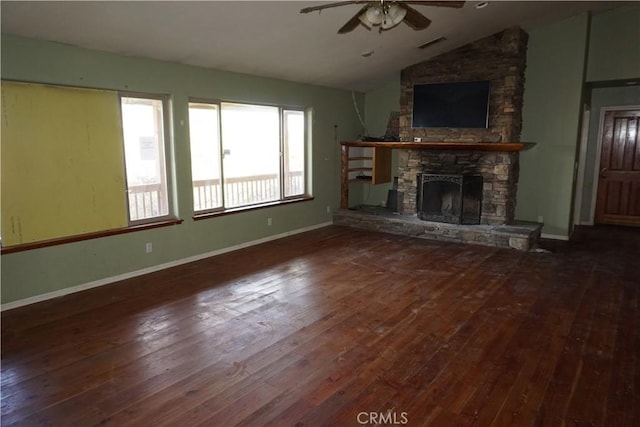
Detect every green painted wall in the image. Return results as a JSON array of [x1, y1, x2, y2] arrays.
[[358, 76, 402, 207], [364, 77, 401, 137], [0, 35, 364, 304], [516, 13, 590, 237], [586, 5, 640, 82]]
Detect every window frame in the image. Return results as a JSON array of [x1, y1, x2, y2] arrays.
[[119, 91, 176, 225], [280, 107, 308, 200], [187, 98, 310, 216], [188, 98, 226, 214]]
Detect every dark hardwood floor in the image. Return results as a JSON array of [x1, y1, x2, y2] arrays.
[[1, 225, 638, 426]]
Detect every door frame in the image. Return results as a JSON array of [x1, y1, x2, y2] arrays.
[[573, 107, 591, 227], [586, 105, 640, 224]]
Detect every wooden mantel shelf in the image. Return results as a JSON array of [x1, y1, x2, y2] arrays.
[[339, 140, 534, 209], [341, 141, 532, 152]]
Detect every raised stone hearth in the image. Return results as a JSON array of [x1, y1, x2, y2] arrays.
[[334, 207, 542, 251]]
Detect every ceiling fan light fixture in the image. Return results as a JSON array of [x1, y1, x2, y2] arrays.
[[359, 5, 384, 28], [381, 3, 407, 30], [358, 14, 372, 29]]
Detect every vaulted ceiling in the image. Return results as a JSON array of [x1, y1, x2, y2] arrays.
[[0, 1, 623, 92]]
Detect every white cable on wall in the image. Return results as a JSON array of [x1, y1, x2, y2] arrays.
[[352, 91, 368, 137]]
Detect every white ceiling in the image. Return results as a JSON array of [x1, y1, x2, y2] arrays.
[[0, 1, 625, 92]]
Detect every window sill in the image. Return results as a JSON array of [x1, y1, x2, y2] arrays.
[[193, 196, 314, 221], [0, 218, 183, 255]]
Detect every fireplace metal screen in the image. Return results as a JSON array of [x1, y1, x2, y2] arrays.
[[417, 174, 483, 224]]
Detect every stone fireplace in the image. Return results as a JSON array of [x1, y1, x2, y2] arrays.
[[397, 27, 528, 226], [334, 27, 542, 250], [400, 149, 519, 225]]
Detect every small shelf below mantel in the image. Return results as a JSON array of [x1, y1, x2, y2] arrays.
[[349, 177, 372, 183], [341, 141, 533, 152]]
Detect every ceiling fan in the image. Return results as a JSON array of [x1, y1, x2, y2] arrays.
[[300, 1, 465, 34]]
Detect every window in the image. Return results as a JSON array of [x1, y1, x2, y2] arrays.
[[120, 96, 170, 222], [189, 103, 222, 211], [1, 82, 130, 246], [188, 101, 307, 213], [283, 109, 306, 198], [221, 103, 281, 208]]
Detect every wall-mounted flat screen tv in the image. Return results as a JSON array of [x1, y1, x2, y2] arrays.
[[412, 80, 491, 128]]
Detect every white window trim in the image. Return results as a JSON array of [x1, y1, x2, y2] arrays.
[[188, 99, 310, 214], [119, 92, 176, 225]]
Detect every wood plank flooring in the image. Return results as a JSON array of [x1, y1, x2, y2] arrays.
[[1, 225, 638, 426]]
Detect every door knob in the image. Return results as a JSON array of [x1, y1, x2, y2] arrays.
[[600, 167, 607, 178]]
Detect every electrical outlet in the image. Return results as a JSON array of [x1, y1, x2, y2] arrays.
[[326, 205, 331, 214], [537, 215, 544, 223], [145, 242, 153, 253], [267, 217, 272, 226]]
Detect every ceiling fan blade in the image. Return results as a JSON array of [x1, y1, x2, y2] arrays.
[[401, 4, 432, 30], [338, 5, 370, 34], [401, 1, 465, 8], [300, 1, 369, 14]]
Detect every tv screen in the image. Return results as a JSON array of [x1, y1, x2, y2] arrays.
[[412, 81, 490, 128]]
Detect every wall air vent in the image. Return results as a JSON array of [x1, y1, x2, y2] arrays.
[[418, 36, 447, 50]]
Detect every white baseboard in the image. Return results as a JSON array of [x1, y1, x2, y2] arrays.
[[541, 233, 570, 241], [1, 222, 333, 312]]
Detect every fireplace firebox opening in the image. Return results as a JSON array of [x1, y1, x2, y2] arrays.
[[417, 174, 483, 224]]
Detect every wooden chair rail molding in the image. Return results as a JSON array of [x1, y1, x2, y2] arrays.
[[340, 141, 534, 209], [0, 219, 184, 254]]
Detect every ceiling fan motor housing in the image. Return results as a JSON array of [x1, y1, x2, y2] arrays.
[[300, 1, 465, 34], [360, 2, 407, 30]]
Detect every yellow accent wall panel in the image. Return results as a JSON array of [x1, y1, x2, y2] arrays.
[[1, 82, 128, 246]]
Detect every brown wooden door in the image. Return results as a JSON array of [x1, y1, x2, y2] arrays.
[[595, 110, 640, 226]]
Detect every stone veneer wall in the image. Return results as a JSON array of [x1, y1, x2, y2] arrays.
[[400, 27, 528, 143], [396, 27, 527, 223], [398, 150, 519, 224]]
